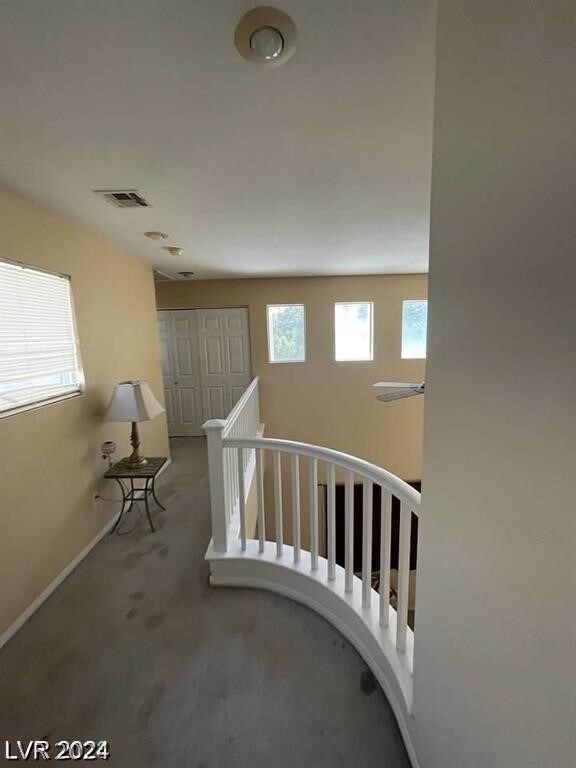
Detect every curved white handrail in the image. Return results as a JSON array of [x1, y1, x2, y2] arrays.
[[224, 436, 421, 511]]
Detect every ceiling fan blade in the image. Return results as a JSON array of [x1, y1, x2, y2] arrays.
[[373, 381, 419, 388], [376, 389, 421, 402]]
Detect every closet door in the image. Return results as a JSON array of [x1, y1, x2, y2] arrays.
[[157, 310, 204, 436], [196, 308, 252, 420]]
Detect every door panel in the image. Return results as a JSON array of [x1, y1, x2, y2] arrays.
[[179, 387, 198, 424], [227, 336, 246, 374], [205, 336, 224, 375], [175, 337, 195, 375], [164, 388, 175, 426], [207, 386, 226, 420]]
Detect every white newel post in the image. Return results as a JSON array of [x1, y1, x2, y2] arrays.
[[203, 419, 229, 554]]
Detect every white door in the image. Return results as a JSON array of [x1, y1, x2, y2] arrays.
[[157, 308, 252, 431], [157, 310, 204, 437], [196, 308, 252, 420]]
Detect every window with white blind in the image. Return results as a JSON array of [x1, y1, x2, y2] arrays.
[[0, 259, 83, 415]]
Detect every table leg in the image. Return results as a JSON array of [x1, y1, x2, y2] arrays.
[[151, 478, 166, 511], [144, 478, 156, 532], [110, 478, 131, 533]]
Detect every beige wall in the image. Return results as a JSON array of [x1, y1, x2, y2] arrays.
[[0, 187, 169, 637], [156, 275, 426, 478], [413, 2, 575, 767]]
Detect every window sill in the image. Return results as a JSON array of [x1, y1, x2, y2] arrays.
[[0, 390, 84, 419], [267, 360, 306, 364]]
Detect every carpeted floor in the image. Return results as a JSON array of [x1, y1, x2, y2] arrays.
[[0, 437, 411, 767]]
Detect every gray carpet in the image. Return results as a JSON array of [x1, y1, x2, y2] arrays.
[[0, 437, 410, 767]]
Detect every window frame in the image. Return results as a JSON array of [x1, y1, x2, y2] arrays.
[[266, 303, 307, 364], [0, 258, 85, 418], [401, 299, 428, 360], [334, 301, 374, 362]]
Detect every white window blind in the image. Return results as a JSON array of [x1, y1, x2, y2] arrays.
[[0, 260, 83, 414]]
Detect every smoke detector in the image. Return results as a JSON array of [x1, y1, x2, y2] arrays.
[[94, 189, 151, 208], [145, 231, 168, 240], [235, 7, 297, 67], [178, 271, 195, 279]]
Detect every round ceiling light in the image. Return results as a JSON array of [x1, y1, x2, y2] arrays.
[[235, 7, 296, 67], [163, 246, 183, 257]]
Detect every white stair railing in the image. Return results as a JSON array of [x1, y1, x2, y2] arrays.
[[203, 377, 260, 553], [203, 378, 421, 764], [214, 436, 420, 653]]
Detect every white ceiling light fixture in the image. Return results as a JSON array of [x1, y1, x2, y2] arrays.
[[235, 7, 297, 67], [145, 231, 168, 241], [163, 246, 183, 257]]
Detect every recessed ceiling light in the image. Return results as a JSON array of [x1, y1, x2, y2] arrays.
[[163, 246, 183, 257], [145, 231, 168, 240], [235, 7, 296, 67], [250, 26, 284, 60]]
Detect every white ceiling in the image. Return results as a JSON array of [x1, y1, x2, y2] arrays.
[[0, 0, 435, 278]]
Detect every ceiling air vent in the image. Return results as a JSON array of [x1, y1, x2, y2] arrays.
[[94, 189, 151, 208], [153, 269, 176, 282]]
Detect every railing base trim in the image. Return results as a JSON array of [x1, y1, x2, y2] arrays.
[[207, 542, 420, 768]]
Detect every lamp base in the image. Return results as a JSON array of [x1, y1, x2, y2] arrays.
[[127, 421, 147, 467], [127, 454, 147, 467]]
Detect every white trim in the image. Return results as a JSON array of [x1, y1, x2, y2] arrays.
[[0, 457, 172, 651], [207, 541, 420, 768]]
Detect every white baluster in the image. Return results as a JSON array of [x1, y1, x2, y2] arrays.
[[379, 489, 392, 626], [345, 470, 354, 593], [256, 448, 266, 553], [362, 479, 373, 609], [237, 447, 246, 551], [327, 463, 336, 580], [203, 420, 228, 553], [396, 501, 411, 652], [274, 451, 283, 557], [309, 457, 318, 571], [225, 449, 232, 521], [291, 454, 301, 563]]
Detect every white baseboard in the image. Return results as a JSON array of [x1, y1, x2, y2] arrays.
[[0, 457, 172, 652]]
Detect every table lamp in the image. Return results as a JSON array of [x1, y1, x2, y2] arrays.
[[104, 380, 165, 467]]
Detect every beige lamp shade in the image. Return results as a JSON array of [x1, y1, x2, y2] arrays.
[[104, 380, 165, 423]]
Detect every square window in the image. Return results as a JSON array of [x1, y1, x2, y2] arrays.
[[267, 304, 306, 363], [401, 300, 427, 359], [334, 302, 373, 361], [0, 259, 83, 415]]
